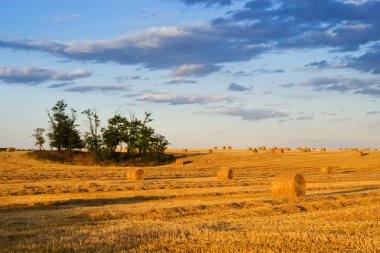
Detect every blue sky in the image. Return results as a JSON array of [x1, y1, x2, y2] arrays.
[[1, 0, 380, 149]]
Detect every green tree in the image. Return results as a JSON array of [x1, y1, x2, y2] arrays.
[[82, 108, 102, 157], [102, 114, 126, 153], [47, 100, 83, 151], [101, 112, 169, 161], [31, 128, 45, 150], [147, 133, 169, 161]]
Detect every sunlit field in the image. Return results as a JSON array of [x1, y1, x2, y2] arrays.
[[1, 149, 379, 252]]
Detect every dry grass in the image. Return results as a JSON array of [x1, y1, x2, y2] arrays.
[[0, 150, 379, 252]]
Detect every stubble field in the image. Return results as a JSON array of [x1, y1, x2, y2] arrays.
[[0, 149, 379, 252]]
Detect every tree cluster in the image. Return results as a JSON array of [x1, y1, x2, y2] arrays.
[[33, 100, 169, 163]]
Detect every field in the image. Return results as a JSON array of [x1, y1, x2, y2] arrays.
[[1, 149, 380, 252]]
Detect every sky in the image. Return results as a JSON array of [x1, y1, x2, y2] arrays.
[[0, 0, 380, 149]]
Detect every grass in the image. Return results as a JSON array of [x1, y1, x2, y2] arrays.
[[0, 149, 379, 252]]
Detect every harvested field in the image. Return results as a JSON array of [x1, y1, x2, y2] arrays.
[[0, 150, 379, 252]]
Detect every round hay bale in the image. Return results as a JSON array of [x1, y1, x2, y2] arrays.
[[213, 146, 218, 150], [267, 148, 276, 154], [217, 168, 233, 180], [358, 151, 365, 157], [6, 147, 15, 152], [227, 146, 232, 149], [176, 159, 185, 165], [285, 147, 291, 151], [320, 166, 332, 174], [222, 146, 226, 150], [252, 148, 258, 153], [247, 147, 252, 151], [271, 173, 306, 198], [183, 149, 188, 153], [302, 148, 311, 152], [276, 148, 284, 153], [207, 149, 213, 154], [320, 148, 326, 152], [258, 146, 266, 150], [127, 168, 144, 180]]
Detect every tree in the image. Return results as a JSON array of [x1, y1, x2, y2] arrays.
[[82, 108, 102, 157], [101, 112, 169, 161], [101, 114, 126, 153], [47, 100, 83, 151], [147, 133, 169, 161], [31, 128, 45, 150]]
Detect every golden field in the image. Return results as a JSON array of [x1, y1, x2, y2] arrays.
[[0, 149, 379, 252]]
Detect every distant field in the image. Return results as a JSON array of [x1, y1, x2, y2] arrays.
[[1, 149, 379, 252]]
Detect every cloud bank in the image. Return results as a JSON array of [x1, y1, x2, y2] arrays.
[[138, 92, 233, 105], [0, 66, 91, 84], [216, 107, 289, 121]]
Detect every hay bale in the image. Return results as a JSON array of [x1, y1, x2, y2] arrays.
[[320, 166, 332, 174], [247, 147, 252, 151], [227, 146, 232, 150], [127, 169, 144, 180], [217, 168, 233, 180], [358, 151, 365, 157], [267, 148, 276, 154], [302, 148, 311, 152], [272, 173, 306, 198], [183, 149, 188, 153], [258, 146, 266, 150], [6, 147, 15, 152], [222, 146, 226, 150], [320, 148, 326, 152], [285, 147, 291, 151], [276, 148, 284, 153], [252, 148, 258, 153], [213, 146, 218, 150], [176, 159, 185, 165], [207, 149, 213, 154]]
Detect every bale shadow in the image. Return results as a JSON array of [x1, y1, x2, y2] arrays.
[[342, 170, 355, 174], [1, 195, 177, 211], [310, 187, 380, 197]]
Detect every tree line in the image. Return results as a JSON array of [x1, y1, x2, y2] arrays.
[[32, 100, 169, 162]]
